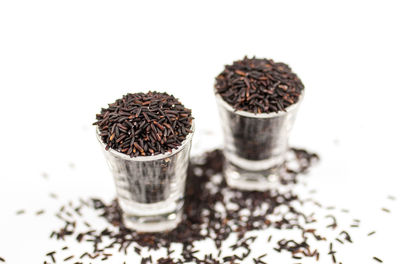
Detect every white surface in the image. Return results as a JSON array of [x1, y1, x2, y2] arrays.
[[0, 0, 399, 263]]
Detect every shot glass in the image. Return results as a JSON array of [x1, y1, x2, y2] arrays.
[[96, 125, 194, 232], [215, 93, 303, 191]]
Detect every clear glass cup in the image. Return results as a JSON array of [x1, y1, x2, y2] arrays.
[[215, 93, 303, 191], [96, 124, 194, 232]]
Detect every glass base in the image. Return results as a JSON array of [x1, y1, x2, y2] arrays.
[[224, 159, 281, 191], [123, 207, 183, 232]]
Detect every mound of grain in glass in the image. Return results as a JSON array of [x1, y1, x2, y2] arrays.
[[215, 57, 305, 190], [94, 91, 193, 157], [215, 56, 303, 114], [93, 91, 194, 231]]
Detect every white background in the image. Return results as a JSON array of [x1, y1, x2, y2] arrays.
[[0, 0, 399, 263]]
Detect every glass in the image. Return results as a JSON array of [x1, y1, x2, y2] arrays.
[[215, 93, 303, 191], [96, 125, 194, 232]]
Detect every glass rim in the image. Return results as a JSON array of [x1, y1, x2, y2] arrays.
[[96, 121, 195, 161], [214, 89, 304, 118]]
